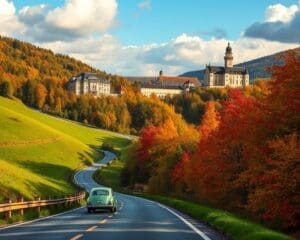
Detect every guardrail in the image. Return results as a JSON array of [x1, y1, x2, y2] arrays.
[[0, 192, 85, 219]]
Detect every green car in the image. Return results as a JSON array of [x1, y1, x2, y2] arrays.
[[87, 187, 117, 213]]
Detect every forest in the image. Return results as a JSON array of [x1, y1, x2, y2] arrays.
[[122, 52, 300, 231]]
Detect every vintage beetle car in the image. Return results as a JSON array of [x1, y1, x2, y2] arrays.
[[87, 187, 117, 213]]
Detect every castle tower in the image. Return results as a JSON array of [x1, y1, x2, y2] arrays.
[[224, 42, 233, 68]]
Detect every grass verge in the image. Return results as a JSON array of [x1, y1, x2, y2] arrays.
[[134, 194, 292, 240]]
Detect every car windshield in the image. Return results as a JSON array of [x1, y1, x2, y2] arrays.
[[92, 189, 109, 196]]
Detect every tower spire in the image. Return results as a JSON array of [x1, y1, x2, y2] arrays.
[[224, 43, 233, 68]]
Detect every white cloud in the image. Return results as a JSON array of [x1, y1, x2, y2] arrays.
[[245, 3, 300, 43], [0, 0, 24, 35], [0, 0, 14, 15], [265, 3, 299, 23], [38, 33, 298, 77], [0, 1, 298, 77], [138, 0, 151, 11], [46, 0, 117, 34], [19, 4, 48, 25]]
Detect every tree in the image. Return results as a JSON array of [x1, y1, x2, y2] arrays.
[[35, 83, 47, 109], [0, 79, 13, 97], [54, 97, 62, 113], [199, 101, 219, 140], [22, 79, 36, 106]]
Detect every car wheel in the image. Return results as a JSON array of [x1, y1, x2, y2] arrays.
[[87, 208, 91, 213]]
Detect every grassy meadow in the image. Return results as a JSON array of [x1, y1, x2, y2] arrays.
[[0, 96, 131, 202]]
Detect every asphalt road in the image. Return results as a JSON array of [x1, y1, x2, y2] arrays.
[[0, 151, 225, 240]]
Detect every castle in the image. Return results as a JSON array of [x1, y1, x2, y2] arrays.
[[204, 43, 249, 88]]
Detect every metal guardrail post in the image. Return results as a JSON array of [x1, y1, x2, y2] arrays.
[[19, 197, 24, 216], [36, 197, 41, 214], [5, 199, 12, 220]]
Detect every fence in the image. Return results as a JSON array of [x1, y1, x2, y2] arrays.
[[0, 192, 85, 219]]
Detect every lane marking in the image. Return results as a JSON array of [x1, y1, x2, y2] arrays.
[[108, 215, 113, 218], [86, 225, 97, 232], [99, 219, 107, 224], [0, 207, 85, 231], [70, 234, 83, 240], [157, 203, 211, 240]]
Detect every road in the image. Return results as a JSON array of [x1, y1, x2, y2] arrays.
[[0, 151, 225, 240]]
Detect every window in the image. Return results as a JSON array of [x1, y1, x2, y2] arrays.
[[92, 189, 109, 196]]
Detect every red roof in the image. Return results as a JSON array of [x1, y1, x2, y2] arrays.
[[159, 76, 200, 86]]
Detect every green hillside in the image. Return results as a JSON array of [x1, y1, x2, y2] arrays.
[[0, 96, 130, 202]]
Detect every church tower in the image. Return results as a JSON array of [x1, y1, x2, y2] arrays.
[[224, 42, 233, 68]]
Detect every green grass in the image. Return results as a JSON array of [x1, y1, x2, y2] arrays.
[[136, 194, 292, 240], [0, 96, 131, 202]]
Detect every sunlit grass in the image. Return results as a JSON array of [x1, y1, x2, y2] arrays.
[[0, 96, 130, 202]]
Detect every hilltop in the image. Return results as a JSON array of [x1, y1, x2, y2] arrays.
[[180, 47, 300, 83], [0, 96, 130, 202], [0, 36, 129, 92]]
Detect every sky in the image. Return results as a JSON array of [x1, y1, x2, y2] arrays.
[[1, 0, 300, 76]]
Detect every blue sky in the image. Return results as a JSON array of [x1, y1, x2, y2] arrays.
[[13, 0, 298, 44], [1, 0, 300, 75]]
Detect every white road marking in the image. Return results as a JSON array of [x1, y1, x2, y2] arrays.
[[86, 225, 97, 232], [128, 195, 211, 240], [99, 219, 107, 224], [70, 233, 83, 240], [157, 203, 211, 240], [0, 207, 85, 231]]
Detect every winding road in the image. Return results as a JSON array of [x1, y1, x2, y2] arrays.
[[0, 151, 225, 240]]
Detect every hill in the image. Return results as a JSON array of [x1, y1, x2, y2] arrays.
[[0, 96, 130, 202], [180, 47, 300, 83], [0, 36, 129, 93]]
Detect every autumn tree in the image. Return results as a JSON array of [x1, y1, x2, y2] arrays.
[[0, 78, 13, 97], [35, 83, 47, 109], [199, 101, 219, 140]]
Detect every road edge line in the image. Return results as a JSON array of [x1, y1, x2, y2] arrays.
[[157, 203, 212, 240], [0, 206, 84, 231]]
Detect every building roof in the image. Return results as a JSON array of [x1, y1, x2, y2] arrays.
[[159, 76, 200, 86], [125, 76, 158, 84], [140, 83, 183, 90], [69, 72, 109, 82], [206, 66, 248, 75]]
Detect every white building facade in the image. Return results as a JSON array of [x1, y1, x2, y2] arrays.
[[204, 43, 249, 88], [67, 73, 111, 96]]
